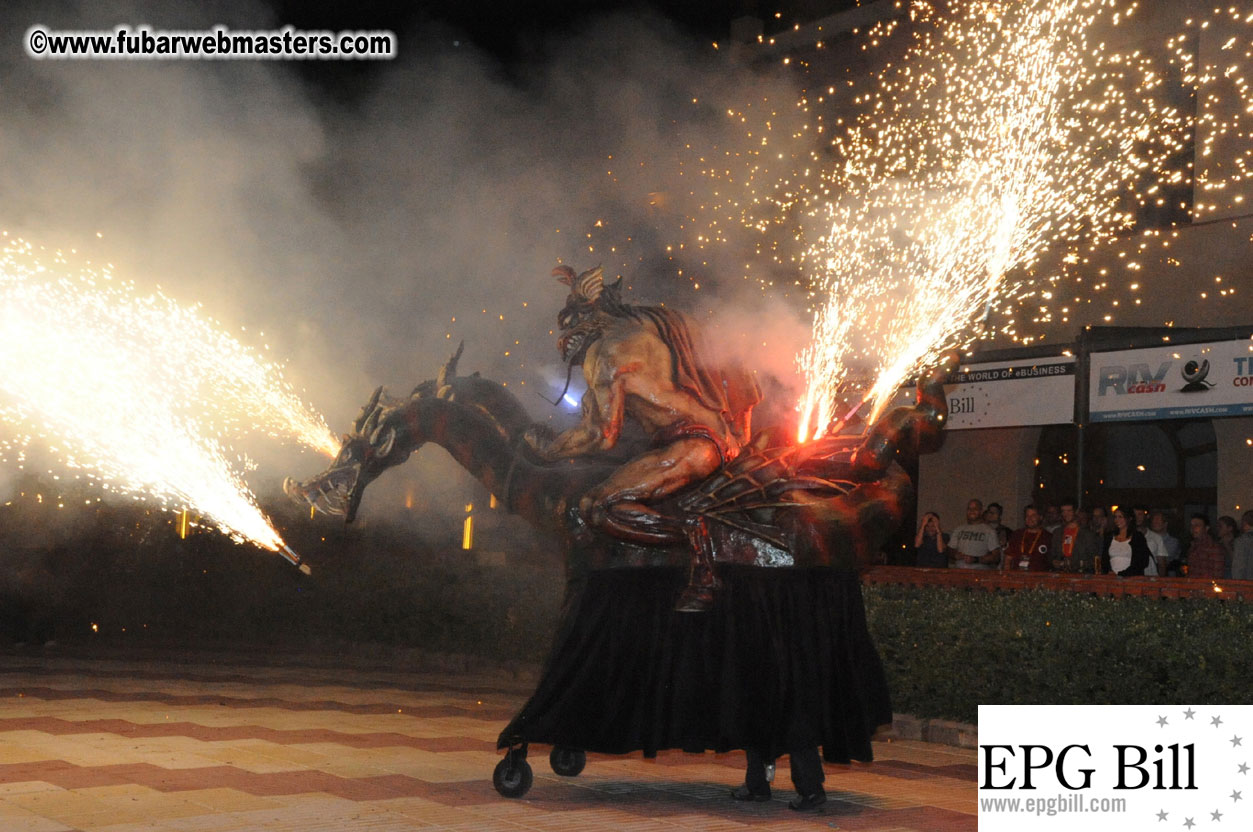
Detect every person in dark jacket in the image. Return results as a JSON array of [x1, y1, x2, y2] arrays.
[[1101, 507, 1152, 576]]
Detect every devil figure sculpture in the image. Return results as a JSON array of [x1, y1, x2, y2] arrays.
[[285, 268, 950, 799]]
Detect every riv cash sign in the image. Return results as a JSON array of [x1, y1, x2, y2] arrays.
[[1089, 339, 1253, 423]]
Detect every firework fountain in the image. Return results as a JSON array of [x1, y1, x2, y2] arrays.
[[706, 0, 1252, 441], [0, 236, 337, 570]]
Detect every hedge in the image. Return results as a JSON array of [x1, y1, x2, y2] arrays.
[[863, 583, 1253, 724]]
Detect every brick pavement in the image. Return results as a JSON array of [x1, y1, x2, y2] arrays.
[[0, 652, 976, 831]]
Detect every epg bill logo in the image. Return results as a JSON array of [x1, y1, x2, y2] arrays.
[[982, 741, 1196, 791], [979, 705, 1252, 831]]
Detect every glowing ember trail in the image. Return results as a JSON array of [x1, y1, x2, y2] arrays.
[[0, 237, 336, 567], [787, 0, 1251, 440]]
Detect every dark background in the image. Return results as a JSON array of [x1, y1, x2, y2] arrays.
[[267, 0, 862, 66]]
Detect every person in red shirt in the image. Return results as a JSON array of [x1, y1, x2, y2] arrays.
[[1186, 513, 1226, 579], [1003, 505, 1052, 572]]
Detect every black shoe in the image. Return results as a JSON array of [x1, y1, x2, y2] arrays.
[[731, 784, 771, 802], [788, 791, 826, 812]]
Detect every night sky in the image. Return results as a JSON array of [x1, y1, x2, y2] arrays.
[[266, 0, 864, 87]]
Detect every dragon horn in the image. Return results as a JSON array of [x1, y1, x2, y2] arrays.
[[438, 341, 464, 389], [361, 404, 384, 438], [576, 265, 604, 302], [352, 386, 384, 434], [553, 264, 576, 286]]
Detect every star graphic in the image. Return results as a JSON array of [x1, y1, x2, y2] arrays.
[[1158, 715, 1169, 727], [1232, 790, 1243, 802], [1184, 818, 1195, 829], [1212, 716, 1224, 728], [1158, 809, 1169, 821], [1183, 708, 1196, 720], [1239, 763, 1249, 775], [1211, 809, 1223, 821], [1232, 736, 1243, 748]]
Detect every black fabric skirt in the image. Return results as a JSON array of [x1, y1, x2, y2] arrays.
[[498, 564, 891, 763]]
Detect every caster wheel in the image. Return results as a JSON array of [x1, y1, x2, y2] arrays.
[[493, 755, 533, 798], [549, 746, 586, 777]]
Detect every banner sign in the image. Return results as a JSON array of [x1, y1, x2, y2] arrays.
[[891, 357, 1076, 429], [979, 704, 1253, 831], [1088, 338, 1253, 422]]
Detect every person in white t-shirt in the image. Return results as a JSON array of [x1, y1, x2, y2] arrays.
[[1134, 505, 1163, 576], [949, 498, 1002, 570], [1149, 510, 1181, 572]]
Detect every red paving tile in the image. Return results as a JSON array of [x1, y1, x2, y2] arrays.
[[0, 716, 497, 752], [0, 662, 531, 696], [0, 686, 517, 720], [0, 761, 430, 801]]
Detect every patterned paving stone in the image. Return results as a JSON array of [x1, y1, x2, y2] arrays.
[[0, 654, 975, 830]]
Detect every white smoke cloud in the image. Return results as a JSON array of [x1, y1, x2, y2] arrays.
[[0, 0, 809, 522]]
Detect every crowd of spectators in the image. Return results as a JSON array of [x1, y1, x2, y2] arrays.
[[912, 498, 1253, 579]]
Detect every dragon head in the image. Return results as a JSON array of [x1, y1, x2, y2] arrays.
[[283, 385, 402, 523]]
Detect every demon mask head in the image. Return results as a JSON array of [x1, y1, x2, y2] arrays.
[[553, 264, 606, 363]]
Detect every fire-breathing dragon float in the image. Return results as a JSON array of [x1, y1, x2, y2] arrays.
[[285, 265, 950, 797]]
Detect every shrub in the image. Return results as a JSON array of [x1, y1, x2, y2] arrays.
[[863, 584, 1253, 723]]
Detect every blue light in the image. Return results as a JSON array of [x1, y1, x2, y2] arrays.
[[563, 393, 579, 407]]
